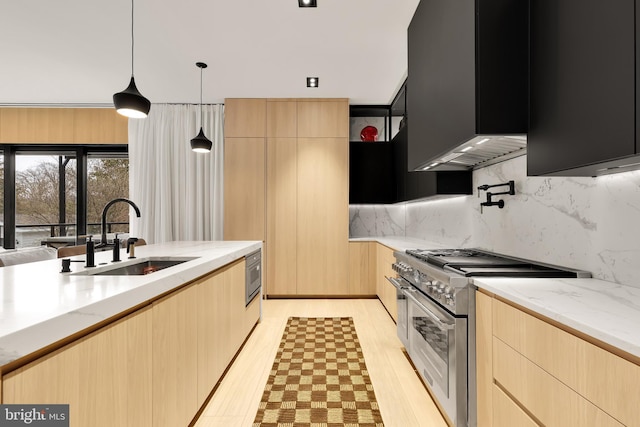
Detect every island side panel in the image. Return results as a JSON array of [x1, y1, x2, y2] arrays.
[[2, 307, 152, 427]]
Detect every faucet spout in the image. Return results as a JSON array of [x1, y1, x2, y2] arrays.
[[99, 198, 141, 247]]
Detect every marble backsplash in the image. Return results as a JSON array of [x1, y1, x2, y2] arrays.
[[349, 155, 640, 288]]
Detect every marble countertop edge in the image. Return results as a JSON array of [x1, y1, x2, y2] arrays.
[[349, 236, 446, 252], [473, 277, 640, 359]]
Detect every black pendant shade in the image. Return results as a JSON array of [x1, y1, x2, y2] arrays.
[[191, 62, 212, 153], [191, 127, 213, 153], [113, 0, 150, 119], [113, 76, 151, 118]]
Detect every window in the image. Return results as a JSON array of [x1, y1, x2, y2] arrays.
[[87, 156, 130, 236], [15, 153, 77, 248], [2, 145, 128, 250]]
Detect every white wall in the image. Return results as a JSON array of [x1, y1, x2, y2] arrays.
[[349, 155, 640, 288]]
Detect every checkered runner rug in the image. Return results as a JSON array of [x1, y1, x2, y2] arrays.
[[252, 317, 385, 427]]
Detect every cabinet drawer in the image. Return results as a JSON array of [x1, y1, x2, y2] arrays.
[[493, 299, 640, 426], [493, 337, 623, 427], [492, 384, 539, 427]]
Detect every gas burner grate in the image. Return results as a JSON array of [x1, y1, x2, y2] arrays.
[[423, 249, 478, 257]]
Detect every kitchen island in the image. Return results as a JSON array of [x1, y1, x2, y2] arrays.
[[0, 240, 262, 427]]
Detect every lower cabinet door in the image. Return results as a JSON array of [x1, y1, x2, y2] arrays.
[[348, 241, 376, 295], [493, 337, 623, 427], [2, 308, 153, 427], [492, 385, 539, 427], [197, 270, 227, 406], [152, 284, 199, 427]]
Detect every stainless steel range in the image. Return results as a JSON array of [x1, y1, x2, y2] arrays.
[[388, 248, 590, 427]]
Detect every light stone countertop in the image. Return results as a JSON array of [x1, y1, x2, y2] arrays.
[[0, 240, 261, 367], [349, 236, 446, 252], [473, 277, 640, 359]]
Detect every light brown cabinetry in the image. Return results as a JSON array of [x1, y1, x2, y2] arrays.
[[297, 99, 349, 137], [223, 137, 265, 241], [223, 98, 266, 242], [152, 284, 199, 427], [264, 100, 296, 296], [348, 242, 376, 295], [2, 258, 259, 427], [475, 291, 494, 426], [477, 290, 640, 427], [492, 384, 538, 427], [3, 307, 153, 427], [0, 108, 128, 144], [376, 244, 397, 321], [226, 98, 349, 296], [296, 136, 349, 295], [196, 259, 255, 406], [224, 98, 267, 138], [197, 269, 227, 404]]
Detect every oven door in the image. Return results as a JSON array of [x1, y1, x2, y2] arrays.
[[386, 276, 410, 348], [406, 287, 467, 426]]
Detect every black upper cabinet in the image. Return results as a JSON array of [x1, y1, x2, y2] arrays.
[[349, 141, 396, 204], [407, 0, 528, 171], [528, 0, 636, 176]]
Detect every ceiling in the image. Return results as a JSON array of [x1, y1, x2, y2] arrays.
[[0, 0, 419, 107]]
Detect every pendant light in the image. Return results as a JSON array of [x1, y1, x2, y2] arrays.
[[113, 0, 150, 118], [190, 62, 213, 153]]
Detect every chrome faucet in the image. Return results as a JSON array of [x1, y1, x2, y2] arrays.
[[97, 198, 141, 248]]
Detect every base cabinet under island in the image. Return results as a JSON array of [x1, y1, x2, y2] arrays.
[[1, 258, 260, 427]]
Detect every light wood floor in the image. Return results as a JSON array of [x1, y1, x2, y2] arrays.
[[193, 298, 448, 427]]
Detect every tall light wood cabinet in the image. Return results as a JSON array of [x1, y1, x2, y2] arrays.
[[226, 98, 349, 296], [296, 136, 349, 295], [223, 98, 266, 242], [223, 137, 265, 241], [266, 100, 298, 296]]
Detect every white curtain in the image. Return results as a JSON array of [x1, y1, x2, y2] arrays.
[[128, 104, 224, 244]]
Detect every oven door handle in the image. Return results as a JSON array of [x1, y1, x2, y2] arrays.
[[385, 276, 409, 290], [404, 288, 455, 330]]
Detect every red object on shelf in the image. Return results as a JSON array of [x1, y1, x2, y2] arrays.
[[360, 125, 378, 142]]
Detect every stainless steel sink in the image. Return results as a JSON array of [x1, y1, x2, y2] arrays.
[[74, 257, 199, 276]]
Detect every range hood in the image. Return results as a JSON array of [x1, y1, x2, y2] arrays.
[[415, 135, 527, 171], [407, 0, 528, 173]]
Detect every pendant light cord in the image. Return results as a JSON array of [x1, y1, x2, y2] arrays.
[[200, 66, 203, 127], [131, 0, 135, 77]]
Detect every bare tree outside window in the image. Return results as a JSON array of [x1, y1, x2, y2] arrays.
[[87, 158, 130, 236], [12, 155, 129, 248]]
